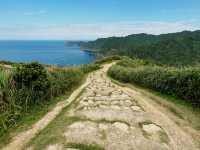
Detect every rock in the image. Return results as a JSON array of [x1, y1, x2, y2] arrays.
[[26, 147, 34, 150], [46, 144, 63, 150], [111, 100, 120, 105], [142, 124, 162, 134], [98, 91, 111, 96], [69, 122, 86, 129], [121, 94, 131, 99], [124, 100, 132, 106], [131, 106, 142, 111], [99, 104, 108, 109], [94, 96, 107, 101], [80, 101, 88, 106], [111, 90, 122, 95], [119, 100, 125, 105], [83, 107, 89, 110], [85, 91, 95, 97], [122, 106, 130, 110], [113, 122, 129, 133], [99, 123, 109, 130], [88, 100, 94, 104], [110, 95, 122, 100], [110, 105, 121, 110]]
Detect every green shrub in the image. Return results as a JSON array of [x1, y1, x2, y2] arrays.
[[0, 61, 100, 133], [116, 56, 151, 68], [95, 55, 121, 64], [49, 67, 83, 97], [13, 62, 50, 90], [79, 63, 101, 74], [12, 62, 50, 105], [0, 60, 15, 65], [108, 58, 200, 107], [0, 69, 20, 133]]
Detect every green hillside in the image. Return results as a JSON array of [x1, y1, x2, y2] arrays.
[[82, 30, 200, 66]]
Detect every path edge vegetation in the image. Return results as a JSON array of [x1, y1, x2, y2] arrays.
[[0, 61, 99, 147], [107, 57, 200, 130], [0, 56, 120, 148], [1, 55, 200, 148]]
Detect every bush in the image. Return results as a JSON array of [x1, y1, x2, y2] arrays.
[[0, 69, 19, 133], [49, 67, 83, 97], [0, 61, 100, 133], [12, 62, 50, 105], [108, 58, 200, 107], [79, 63, 101, 74], [95, 55, 121, 64], [0, 60, 15, 65]]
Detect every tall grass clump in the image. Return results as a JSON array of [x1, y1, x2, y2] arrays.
[[0, 62, 100, 134], [108, 58, 200, 107], [48, 67, 83, 97], [12, 62, 51, 107], [0, 69, 18, 133], [94, 55, 121, 64]]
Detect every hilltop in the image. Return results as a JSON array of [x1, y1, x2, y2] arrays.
[[81, 30, 200, 66]]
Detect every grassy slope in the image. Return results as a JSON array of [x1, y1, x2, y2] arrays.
[[0, 75, 87, 148], [108, 57, 200, 106], [0, 62, 101, 148], [0, 57, 119, 148]]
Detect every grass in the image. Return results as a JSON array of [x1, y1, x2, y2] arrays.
[[0, 60, 101, 144], [0, 57, 120, 149], [108, 58, 200, 107], [0, 61, 101, 147], [65, 143, 104, 150], [111, 76, 200, 129], [94, 55, 121, 65], [0, 88, 79, 148], [24, 83, 89, 150], [25, 105, 83, 149], [159, 131, 170, 144], [108, 65, 194, 115], [0, 60, 15, 65], [109, 70, 200, 148]]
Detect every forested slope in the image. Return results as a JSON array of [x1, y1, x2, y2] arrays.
[[82, 30, 200, 66]]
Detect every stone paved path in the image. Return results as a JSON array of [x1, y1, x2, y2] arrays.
[[3, 63, 198, 150], [62, 63, 197, 150]]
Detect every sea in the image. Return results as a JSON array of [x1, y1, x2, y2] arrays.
[[0, 40, 96, 66]]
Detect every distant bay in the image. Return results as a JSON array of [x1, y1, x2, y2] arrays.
[[0, 40, 96, 66]]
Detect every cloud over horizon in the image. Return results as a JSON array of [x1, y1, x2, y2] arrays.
[[23, 10, 47, 16], [0, 21, 199, 40]]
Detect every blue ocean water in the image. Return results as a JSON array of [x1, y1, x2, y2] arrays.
[[0, 40, 96, 66]]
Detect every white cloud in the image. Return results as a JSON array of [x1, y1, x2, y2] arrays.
[[23, 10, 47, 16], [0, 21, 199, 40]]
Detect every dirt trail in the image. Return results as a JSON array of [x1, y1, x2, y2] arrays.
[[3, 63, 198, 150], [2, 74, 91, 150]]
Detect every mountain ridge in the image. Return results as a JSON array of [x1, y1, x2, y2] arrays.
[[81, 30, 200, 66]]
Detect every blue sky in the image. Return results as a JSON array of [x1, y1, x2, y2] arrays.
[[0, 0, 200, 40]]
